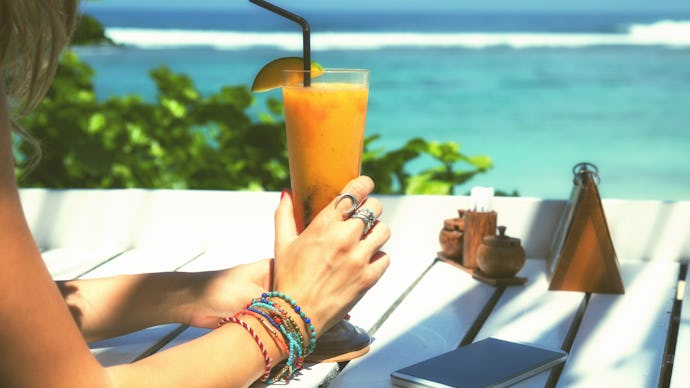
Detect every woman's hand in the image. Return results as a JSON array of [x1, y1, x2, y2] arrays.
[[273, 176, 391, 335], [183, 259, 273, 328]]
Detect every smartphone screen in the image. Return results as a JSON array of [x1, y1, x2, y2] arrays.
[[390, 337, 567, 388]]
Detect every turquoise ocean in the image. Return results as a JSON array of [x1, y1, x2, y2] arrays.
[[76, 6, 690, 201]]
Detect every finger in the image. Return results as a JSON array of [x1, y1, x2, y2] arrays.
[[274, 189, 298, 258], [365, 250, 391, 285], [332, 176, 375, 217], [357, 196, 382, 216], [356, 219, 391, 252]]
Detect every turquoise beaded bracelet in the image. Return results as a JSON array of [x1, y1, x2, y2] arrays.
[[262, 292, 317, 354]]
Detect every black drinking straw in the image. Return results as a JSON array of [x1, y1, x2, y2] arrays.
[[249, 0, 312, 86]]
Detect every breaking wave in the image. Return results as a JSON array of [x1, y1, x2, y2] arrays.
[[104, 20, 690, 50]]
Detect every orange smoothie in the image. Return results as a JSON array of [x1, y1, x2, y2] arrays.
[[283, 79, 368, 232]]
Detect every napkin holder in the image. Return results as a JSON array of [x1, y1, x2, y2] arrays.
[[547, 163, 624, 294], [462, 209, 497, 269]]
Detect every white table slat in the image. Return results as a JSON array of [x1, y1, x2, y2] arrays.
[[80, 246, 203, 279], [604, 200, 690, 262], [671, 274, 689, 388], [475, 259, 583, 346], [329, 260, 497, 388], [474, 259, 585, 387], [174, 245, 271, 273], [127, 190, 279, 251], [42, 247, 125, 280], [557, 261, 679, 388], [346, 254, 436, 334], [20, 189, 134, 250]]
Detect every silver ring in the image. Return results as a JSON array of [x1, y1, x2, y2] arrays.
[[335, 193, 360, 217], [350, 207, 377, 235]]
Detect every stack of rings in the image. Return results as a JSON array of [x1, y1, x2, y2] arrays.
[[351, 208, 377, 235], [335, 192, 378, 235]]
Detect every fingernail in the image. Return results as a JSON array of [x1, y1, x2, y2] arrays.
[[280, 188, 288, 200]]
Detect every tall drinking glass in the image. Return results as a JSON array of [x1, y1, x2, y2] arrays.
[[282, 69, 369, 233], [282, 69, 371, 361]]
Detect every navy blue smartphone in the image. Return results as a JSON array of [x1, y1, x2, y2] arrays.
[[390, 337, 567, 388]]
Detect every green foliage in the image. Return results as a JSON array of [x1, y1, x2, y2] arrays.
[[17, 52, 290, 190], [16, 53, 493, 194], [363, 137, 492, 195], [72, 13, 114, 46]]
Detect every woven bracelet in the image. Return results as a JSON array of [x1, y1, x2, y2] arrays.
[[237, 309, 289, 355], [217, 316, 272, 382]]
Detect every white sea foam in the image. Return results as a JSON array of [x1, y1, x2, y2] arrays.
[[627, 20, 690, 46], [104, 20, 690, 50]]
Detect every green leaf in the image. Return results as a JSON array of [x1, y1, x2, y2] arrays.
[[87, 113, 105, 133], [161, 98, 186, 118], [405, 173, 453, 195], [465, 155, 493, 169]]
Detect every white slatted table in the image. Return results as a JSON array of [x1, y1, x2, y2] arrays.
[[20, 189, 689, 387]]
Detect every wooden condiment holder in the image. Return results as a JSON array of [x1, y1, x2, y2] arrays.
[[462, 210, 497, 269]]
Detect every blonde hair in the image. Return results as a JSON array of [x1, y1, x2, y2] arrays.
[[0, 0, 79, 161]]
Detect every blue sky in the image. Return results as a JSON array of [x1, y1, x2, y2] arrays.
[[85, 0, 690, 13]]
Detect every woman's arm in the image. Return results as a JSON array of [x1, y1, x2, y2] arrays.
[[58, 260, 272, 342], [109, 316, 286, 387], [1, 86, 279, 387], [58, 272, 199, 342], [1, 90, 110, 385]]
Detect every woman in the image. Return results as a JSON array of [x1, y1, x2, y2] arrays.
[[0, 1, 390, 386]]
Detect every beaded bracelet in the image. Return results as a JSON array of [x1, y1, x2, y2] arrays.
[[261, 291, 317, 354], [217, 316, 272, 382], [237, 309, 289, 355], [250, 301, 304, 374], [270, 307, 306, 370], [250, 301, 307, 356]]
